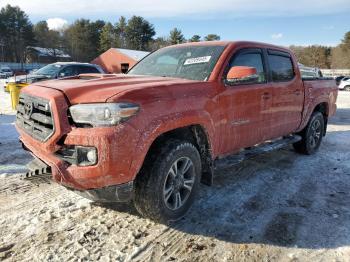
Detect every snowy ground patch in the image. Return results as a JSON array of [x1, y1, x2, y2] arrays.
[[0, 79, 15, 115], [0, 81, 32, 176]]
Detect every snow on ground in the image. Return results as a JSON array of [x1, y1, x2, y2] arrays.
[[0, 80, 16, 115], [0, 85, 350, 261], [0, 80, 32, 176]]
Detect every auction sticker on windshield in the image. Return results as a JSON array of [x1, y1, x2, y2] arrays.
[[184, 56, 211, 65]]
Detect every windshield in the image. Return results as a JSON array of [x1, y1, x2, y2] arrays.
[[1, 68, 11, 72], [34, 64, 63, 76], [128, 45, 226, 81]]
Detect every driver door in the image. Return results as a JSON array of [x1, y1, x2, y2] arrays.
[[217, 48, 273, 155]]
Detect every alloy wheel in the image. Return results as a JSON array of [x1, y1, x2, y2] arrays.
[[163, 157, 195, 210]]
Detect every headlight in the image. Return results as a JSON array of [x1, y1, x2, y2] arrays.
[[69, 103, 139, 127]]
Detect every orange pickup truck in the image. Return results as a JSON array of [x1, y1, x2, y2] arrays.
[[16, 41, 338, 222]]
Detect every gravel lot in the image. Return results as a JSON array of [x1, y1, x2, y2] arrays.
[[1, 82, 350, 261]]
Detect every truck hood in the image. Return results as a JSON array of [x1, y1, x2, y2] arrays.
[[35, 74, 195, 104]]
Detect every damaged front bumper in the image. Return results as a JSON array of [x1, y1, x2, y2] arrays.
[[68, 181, 134, 202], [24, 155, 134, 202], [20, 125, 137, 191], [16, 86, 142, 202], [22, 151, 135, 204]]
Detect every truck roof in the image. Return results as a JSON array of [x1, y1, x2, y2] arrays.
[[168, 40, 291, 53]]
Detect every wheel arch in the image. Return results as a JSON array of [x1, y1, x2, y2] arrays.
[[135, 124, 214, 186], [298, 100, 329, 134]]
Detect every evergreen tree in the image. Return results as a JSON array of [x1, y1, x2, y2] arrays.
[[204, 34, 220, 41], [99, 22, 116, 52], [169, 28, 185, 45], [33, 21, 62, 51], [125, 16, 155, 50], [64, 19, 104, 62], [189, 35, 201, 42], [0, 4, 35, 62]]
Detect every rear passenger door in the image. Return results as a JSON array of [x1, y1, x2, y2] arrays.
[[267, 50, 304, 138]]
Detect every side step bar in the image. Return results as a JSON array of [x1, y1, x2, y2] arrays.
[[214, 135, 301, 170]]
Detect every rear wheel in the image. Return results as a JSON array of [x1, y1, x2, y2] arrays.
[[293, 112, 324, 155], [134, 139, 201, 223]]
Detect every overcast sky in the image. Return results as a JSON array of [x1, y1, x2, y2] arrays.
[[1, 0, 350, 46]]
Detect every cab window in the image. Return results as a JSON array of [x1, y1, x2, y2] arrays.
[[268, 52, 295, 82]]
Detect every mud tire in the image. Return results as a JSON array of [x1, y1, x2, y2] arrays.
[[133, 139, 201, 223]]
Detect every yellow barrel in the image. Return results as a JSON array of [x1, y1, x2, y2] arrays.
[[5, 82, 28, 92], [9, 83, 21, 110]]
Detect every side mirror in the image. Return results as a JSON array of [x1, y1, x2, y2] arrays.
[[226, 66, 259, 84]]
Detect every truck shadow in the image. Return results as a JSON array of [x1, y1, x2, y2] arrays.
[[102, 130, 350, 250], [177, 129, 350, 249]]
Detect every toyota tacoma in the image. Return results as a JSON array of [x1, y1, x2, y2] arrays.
[[16, 41, 338, 222]]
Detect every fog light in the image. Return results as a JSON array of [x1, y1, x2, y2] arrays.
[[87, 149, 97, 163], [55, 146, 98, 166], [76, 146, 97, 166]]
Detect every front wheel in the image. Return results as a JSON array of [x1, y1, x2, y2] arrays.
[[344, 86, 350, 91], [293, 111, 325, 155], [134, 139, 201, 223]]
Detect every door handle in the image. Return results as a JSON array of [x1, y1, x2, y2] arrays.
[[262, 92, 271, 100]]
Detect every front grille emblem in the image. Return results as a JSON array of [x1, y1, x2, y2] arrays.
[[24, 101, 33, 119]]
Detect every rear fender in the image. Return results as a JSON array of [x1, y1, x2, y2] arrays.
[[298, 98, 330, 132]]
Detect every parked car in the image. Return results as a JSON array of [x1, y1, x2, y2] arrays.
[[0, 66, 14, 78], [338, 77, 350, 91], [16, 41, 338, 222], [335, 75, 346, 86], [4, 62, 104, 92], [0, 71, 6, 79]]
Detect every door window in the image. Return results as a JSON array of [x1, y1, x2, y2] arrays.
[[268, 54, 295, 81], [227, 52, 266, 85]]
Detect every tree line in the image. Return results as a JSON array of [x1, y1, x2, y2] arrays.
[[0, 4, 349, 68], [290, 32, 350, 69], [0, 4, 220, 63]]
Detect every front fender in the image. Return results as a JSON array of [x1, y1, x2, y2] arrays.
[[128, 109, 216, 179]]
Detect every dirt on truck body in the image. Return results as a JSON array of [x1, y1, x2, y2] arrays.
[[16, 41, 338, 222]]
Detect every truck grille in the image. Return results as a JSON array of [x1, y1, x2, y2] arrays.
[[16, 94, 54, 142]]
